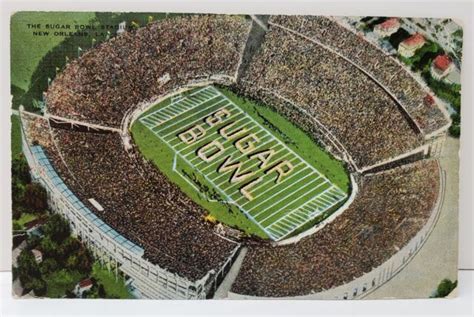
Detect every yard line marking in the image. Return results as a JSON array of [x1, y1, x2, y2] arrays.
[[233, 162, 307, 203], [157, 99, 228, 137], [258, 179, 327, 223], [249, 173, 321, 216], [209, 85, 345, 196], [138, 85, 348, 241]]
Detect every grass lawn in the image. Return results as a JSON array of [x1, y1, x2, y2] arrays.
[[91, 263, 133, 299], [10, 11, 95, 91], [219, 87, 350, 192], [45, 269, 84, 298], [131, 86, 350, 240], [11, 115, 22, 159], [13, 212, 37, 230]]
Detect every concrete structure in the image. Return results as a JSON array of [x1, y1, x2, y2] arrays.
[[228, 161, 446, 300], [19, 111, 239, 300], [398, 33, 426, 58]]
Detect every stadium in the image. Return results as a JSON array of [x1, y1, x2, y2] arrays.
[[19, 14, 449, 299]]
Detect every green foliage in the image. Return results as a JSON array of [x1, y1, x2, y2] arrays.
[[452, 29, 463, 38], [30, 277, 48, 296], [98, 283, 106, 298], [431, 279, 457, 298], [404, 41, 442, 72], [66, 247, 92, 274], [17, 249, 41, 289], [40, 236, 59, 258], [449, 113, 461, 137], [91, 263, 133, 299], [11, 154, 32, 220], [42, 214, 71, 243], [13, 222, 22, 231], [45, 269, 84, 298], [11, 115, 22, 159], [12, 154, 30, 186], [23, 183, 48, 213], [40, 258, 58, 275], [420, 69, 461, 138]]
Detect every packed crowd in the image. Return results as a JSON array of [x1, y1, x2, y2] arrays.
[[37, 125, 238, 281], [231, 160, 440, 297], [269, 15, 449, 135], [238, 27, 422, 168], [46, 15, 250, 127], [29, 14, 446, 293]]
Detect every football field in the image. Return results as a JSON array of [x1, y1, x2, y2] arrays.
[[138, 86, 347, 241]]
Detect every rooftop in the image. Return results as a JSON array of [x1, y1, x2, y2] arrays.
[[402, 33, 425, 47], [433, 54, 453, 71], [378, 18, 399, 30]]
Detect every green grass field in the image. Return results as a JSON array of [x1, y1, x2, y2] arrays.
[[11, 115, 22, 159], [91, 263, 133, 299], [10, 12, 96, 92], [131, 86, 350, 240], [12, 212, 37, 230], [45, 269, 84, 298]]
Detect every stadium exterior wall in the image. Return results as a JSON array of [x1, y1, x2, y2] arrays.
[[19, 111, 239, 299], [227, 162, 445, 299]]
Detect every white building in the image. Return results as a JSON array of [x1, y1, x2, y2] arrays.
[[430, 54, 454, 80], [398, 33, 426, 58], [374, 18, 400, 37], [31, 249, 43, 264]]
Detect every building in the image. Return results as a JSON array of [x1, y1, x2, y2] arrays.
[[400, 18, 463, 61], [74, 278, 94, 297], [31, 249, 43, 264], [374, 18, 400, 37], [398, 33, 426, 58], [430, 54, 454, 80]]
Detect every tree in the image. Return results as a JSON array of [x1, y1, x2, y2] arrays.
[[98, 283, 106, 298], [59, 236, 81, 258], [11, 155, 31, 185], [42, 214, 71, 243], [432, 279, 458, 298], [17, 249, 41, 289], [40, 258, 58, 275], [23, 183, 48, 213], [40, 236, 59, 259], [30, 277, 47, 296]]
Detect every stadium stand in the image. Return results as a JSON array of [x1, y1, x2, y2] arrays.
[[45, 15, 251, 127], [268, 15, 449, 135], [47, 126, 237, 281], [19, 13, 449, 299], [231, 160, 440, 297], [236, 26, 422, 168]]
